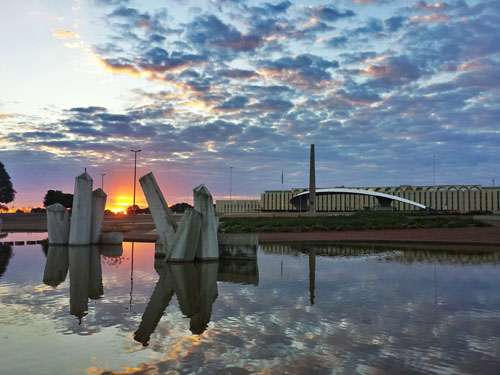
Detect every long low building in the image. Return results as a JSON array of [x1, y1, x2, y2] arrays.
[[215, 199, 261, 214], [216, 185, 500, 214]]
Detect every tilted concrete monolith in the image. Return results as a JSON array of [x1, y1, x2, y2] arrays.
[[69, 172, 93, 245], [46, 203, 70, 245], [193, 185, 218, 260], [139, 172, 176, 255], [91, 188, 107, 244], [168, 208, 202, 262]]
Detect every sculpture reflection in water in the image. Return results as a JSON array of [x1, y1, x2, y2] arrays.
[[136, 249, 259, 345], [0, 244, 13, 279], [134, 262, 218, 345], [42, 244, 123, 323]]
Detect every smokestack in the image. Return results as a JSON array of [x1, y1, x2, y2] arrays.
[[309, 144, 316, 213]]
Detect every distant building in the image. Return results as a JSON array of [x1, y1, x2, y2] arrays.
[[215, 199, 261, 214], [216, 185, 500, 214]]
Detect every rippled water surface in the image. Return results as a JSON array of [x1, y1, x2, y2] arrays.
[[1, 233, 500, 374]]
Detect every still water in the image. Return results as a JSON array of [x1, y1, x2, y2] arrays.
[[1, 233, 500, 374]]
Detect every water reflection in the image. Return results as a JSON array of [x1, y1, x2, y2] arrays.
[[5, 234, 500, 374], [309, 249, 315, 306], [135, 262, 219, 344], [43, 245, 109, 322], [262, 243, 500, 264], [43, 245, 68, 287], [0, 244, 13, 279], [218, 258, 259, 285]]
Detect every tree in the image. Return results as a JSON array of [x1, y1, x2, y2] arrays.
[[0, 162, 15, 206], [43, 190, 73, 208], [126, 205, 150, 215], [31, 207, 46, 213], [170, 202, 192, 213]]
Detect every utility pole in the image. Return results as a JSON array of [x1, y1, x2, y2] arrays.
[[131, 149, 142, 215], [100, 173, 106, 190], [432, 153, 436, 186], [229, 166, 233, 200]]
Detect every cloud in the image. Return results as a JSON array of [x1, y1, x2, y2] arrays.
[[326, 36, 348, 48], [258, 54, 339, 88], [6, 0, 500, 207], [312, 6, 356, 22], [360, 55, 423, 87], [52, 29, 79, 40], [385, 16, 407, 31], [217, 68, 259, 79], [186, 15, 263, 52], [216, 96, 249, 111]]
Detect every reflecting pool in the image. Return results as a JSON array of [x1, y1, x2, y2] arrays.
[[1, 233, 500, 374]]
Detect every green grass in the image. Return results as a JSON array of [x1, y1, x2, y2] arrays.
[[219, 212, 489, 233]]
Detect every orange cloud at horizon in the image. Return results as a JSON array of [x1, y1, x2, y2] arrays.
[[52, 28, 80, 40]]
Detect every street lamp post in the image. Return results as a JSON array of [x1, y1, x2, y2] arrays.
[[229, 166, 233, 200], [131, 149, 142, 215]]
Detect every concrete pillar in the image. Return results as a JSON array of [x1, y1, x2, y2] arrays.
[[168, 208, 202, 262], [46, 203, 70, 245], [43, 245, 69, 287], [139, 172, 176, 255], [91, 188, 107, 244], [193, 185, 219, 260], [69, 172, 93, 245], [309, 144, 316, 213]]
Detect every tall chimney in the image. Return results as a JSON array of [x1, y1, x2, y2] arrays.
[[309, 144, 316, 213]]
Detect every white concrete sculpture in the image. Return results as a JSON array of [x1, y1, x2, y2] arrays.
[[47, 173, 124, 248], [169, 208, 202, 262], [139, 173, 220, 262], [91, 188, 107, 244], [139, 172, 176, 255], [193, 185, 219, 260], [46, 203, 70, 245], [69, 172, 93, 245]]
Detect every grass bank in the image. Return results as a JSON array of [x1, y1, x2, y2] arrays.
[[219, 212, 489, 233]]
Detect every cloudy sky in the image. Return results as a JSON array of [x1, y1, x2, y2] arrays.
[[1, 0, 499, 211]]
